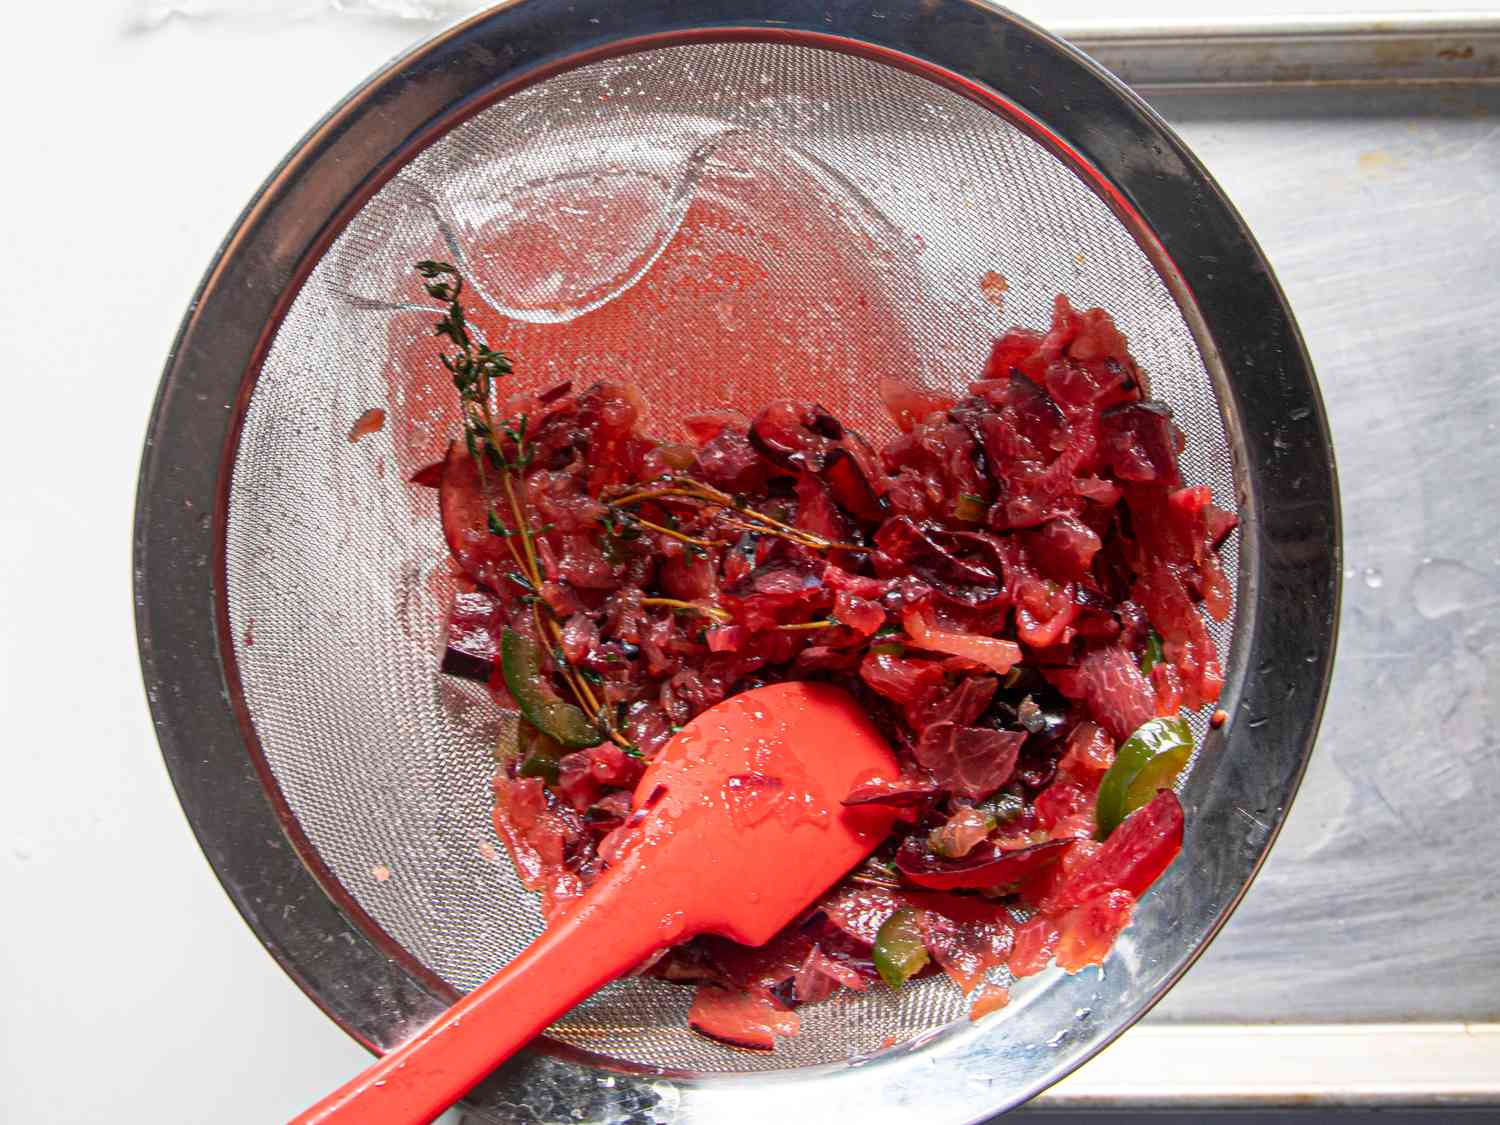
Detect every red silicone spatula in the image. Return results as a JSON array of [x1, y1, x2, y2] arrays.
[[292, 680, 900, 1125]]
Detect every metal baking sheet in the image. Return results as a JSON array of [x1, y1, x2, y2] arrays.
[[1067, 13, 1500, 91], [1025, 19, 1500, 1109], [1124, 69, 1498, 1031]]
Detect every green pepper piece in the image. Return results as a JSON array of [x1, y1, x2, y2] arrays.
[[1095, 715, 1193, 840], [870, 623, 906, 657], [873, 908, 930, 990], [517, 752, 561, 785], [952, 493, 987, 523], [1139, 630, 1164, 675], [1125, 740, 1192, 811], [978, 787, 1027, 828], [515, 719, 565, 785], [499, 628, 603, 749]]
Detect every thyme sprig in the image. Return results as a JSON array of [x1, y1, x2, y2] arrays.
[[417, 260, 635, 755], [419, 261, 868, 754], [605, 477, 869, 555], [639, 597, 733, 625]]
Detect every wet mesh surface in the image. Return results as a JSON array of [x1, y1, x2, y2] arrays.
[[225, 41, 1236, 1073]]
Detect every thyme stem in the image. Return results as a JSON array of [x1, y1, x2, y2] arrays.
[[629, 516, 716, 550], [418, 259, 635, 754], [501, 471, 542, 588], [607, 477, 869, 554], [640, 597, 733, 624]]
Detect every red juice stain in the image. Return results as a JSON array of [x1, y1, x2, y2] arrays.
[[347, 406, 387, 443], [378, 134, 931, 487]]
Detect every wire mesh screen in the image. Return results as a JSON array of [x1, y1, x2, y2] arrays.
[[224, 40, 1237, 1073]]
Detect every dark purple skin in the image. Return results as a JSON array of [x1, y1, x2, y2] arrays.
[[872, 517, 1007, 612], [1099, 400, 1182, 485], [748, 401, 845, 472], [894, 834, 1073, 891], [408, 460, 445, 488], [841, 776, 941, 809], [875, 517, 997, 587], [1001, 371, 1068, 452], [801, 912, 883, 969], [769, 977, 801, 1009], [1014, 745, 1061, 792], [440, 590, 501, 681], [1072, 583, 1123, 640], [823, 447, 887, 523], [749, 402, 886, 523], [941, 396, 994, 483]]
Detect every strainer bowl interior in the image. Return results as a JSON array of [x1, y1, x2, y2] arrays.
[[135, 3, 1338, 1121]]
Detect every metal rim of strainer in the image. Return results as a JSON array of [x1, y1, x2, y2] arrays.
[[134, 1, 1340, 1120]]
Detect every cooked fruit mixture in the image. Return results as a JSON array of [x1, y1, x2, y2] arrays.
[[411, 261, 1235, 1048]]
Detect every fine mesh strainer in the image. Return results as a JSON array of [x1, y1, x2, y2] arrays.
[[135, 3, 1339, 1121]]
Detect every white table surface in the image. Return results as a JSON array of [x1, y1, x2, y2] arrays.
[[0, 2, 1477, 1123]]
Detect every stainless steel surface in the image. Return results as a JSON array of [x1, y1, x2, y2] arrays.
[[1035, 1023, 1500, 1107], [1134, 79, 1500, 1028], [1067, 13, 1500, 91], [135, 2, 1338, 1120]]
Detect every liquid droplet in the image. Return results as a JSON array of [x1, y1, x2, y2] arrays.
[[1411, 558, 1497, 620], [657, 910, 687, 941], [1362, 566, 1384, 589]]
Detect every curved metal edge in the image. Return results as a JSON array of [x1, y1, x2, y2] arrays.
[[131, 24, 472, 1057], [952, 0, 1344, 1110], [133, 0, 1340, 1120]]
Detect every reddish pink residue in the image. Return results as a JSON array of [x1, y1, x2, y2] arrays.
[[969, 984, 1011, 1021], [243, 617, 255, 648], [980, 270, 1009, 311], [688, 984, 799, 1050], [347, 407, 386, 443], [378, 135, 939, 489], [740, 734, 832, 830], [774, 774, 831, 830], [724, 773, 786, 828]]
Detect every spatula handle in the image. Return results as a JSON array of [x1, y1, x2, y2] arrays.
[[289, 874, 667, 1125]]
